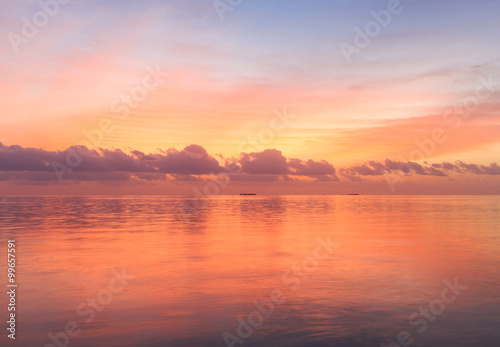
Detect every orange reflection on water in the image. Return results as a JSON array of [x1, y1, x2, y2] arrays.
[[0, 195, 499, 346]]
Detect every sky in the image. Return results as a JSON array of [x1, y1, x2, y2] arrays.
[[0, 0, 499, 195]]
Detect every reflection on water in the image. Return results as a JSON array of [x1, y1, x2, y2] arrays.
[[0, 195, 499, 346]]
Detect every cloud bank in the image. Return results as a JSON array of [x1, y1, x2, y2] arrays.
[[0, 142, 498, 183]]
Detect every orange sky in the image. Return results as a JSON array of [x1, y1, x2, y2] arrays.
[[0, 0, 499, 194]]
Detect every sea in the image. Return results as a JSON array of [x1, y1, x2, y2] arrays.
[[0, 195, 499, 346]]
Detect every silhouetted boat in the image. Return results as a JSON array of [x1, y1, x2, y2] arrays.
[[239, 193, 256, 195], [348, 193, 359, 195]]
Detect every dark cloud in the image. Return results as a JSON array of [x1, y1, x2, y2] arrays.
[[287, 158, 336, 176], [157, 145, 222, 174], [431, 162, 461, 172], [0, 142, 56, 171], [341, 159, 500, 179], [456, 161, 500, 175], [133, 172, 167, 181], [430, 161, 500, 175], [0, 142, 498, 184], [238, 150, 339, 181], [339, 159, 448, 180], [239, 149, 288, 175], [0, 143, 223, 179], [339, 163, 382, 177]]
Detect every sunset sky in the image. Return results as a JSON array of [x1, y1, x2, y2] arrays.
[[1, 0, 499, 194]]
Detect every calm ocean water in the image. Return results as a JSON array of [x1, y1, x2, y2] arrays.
[[0, 195, 499, 347]]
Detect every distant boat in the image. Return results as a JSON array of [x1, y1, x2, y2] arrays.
[[348, 193, 359, 195], [239, 193, 256, 195]]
